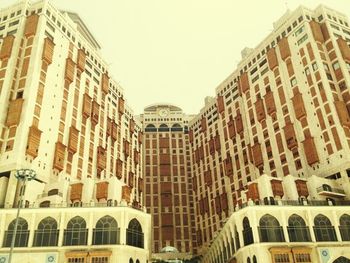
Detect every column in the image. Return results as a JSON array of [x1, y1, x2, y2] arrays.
[[58, 211, 65, 246]]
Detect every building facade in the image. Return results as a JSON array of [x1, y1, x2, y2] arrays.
[[0, 0, 150, 262], [188, 4, 350, 263], [139, 104, 197, 259]]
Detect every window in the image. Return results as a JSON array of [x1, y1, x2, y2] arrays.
[[297, 34, 308, 45], [333, 61, 340, 70], [3, 217, 29, 247], [9, 20, 19, 26], [290, 78, 297, 86], [295, 26, 305, 36], [323, 63, 330, 71], [313, 214, 337, 241], [333, 257, 350, 263], [258, 214, 285, 242], [312, 62, 318, 71], [126, 219, 144, 248], [339, 214, 350, 241], [33, 217, 59, 246], [242, 217, 254, 246], [287, 214, 311, 242], [93, 216, 119, 245], [158, 124, 169, 132], [305, 68, 310, 75], [63, 216, 88, 246]]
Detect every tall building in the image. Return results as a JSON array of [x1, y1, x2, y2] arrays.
[[1, 1, 350, 263], [0, 1, 150, 262], [188, 4, 350, 263], [139, 103, 197, 260]]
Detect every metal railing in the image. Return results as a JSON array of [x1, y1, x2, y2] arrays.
[[258, 226, 285, 242], [63, 229, 88, 246], [339, 225, 350, 241], [37, 192, 63, 199], [1, 201, 144, 211], [287, 226, 312, 242], [126, 229, 144, 248], [316, 186, 345, 194], [313, 226, 338, 242], [3, 230, 30, 247], [92, 228, 120, 245], [33, 229, 59, 246]]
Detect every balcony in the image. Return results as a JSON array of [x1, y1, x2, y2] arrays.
[[316, 184, 346, 198]]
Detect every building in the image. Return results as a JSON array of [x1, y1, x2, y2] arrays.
[[188, 4, 350, 263], [0, 0, 150, 262], [139, 104, 197, 260], [1, 0, 350, 262]]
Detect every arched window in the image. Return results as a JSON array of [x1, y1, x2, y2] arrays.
[[171, 123, 183, 132], [253, 255, 257, 263], [93, 215, 119, 245], [322, 184, 332, 192], [333, 256, 350, 263], [145, 124, 157, 132], [129, 258, 134, 263], [247, 257, 251, 263], [242, 217, 254, 245], [63, 216, 88, 246], [158, 124, 169, 132], [39, 200, 50, 207], [126, 218, 144, 248], [287, 214, 311, 242], [136, 260, 140, 263], [3, 217, 29, 247], [48, 189, 59, 196], [259, 214, 285, 242], [339, 214, 350, 241], [234, 229, 240, 250], [313, 214, 337, 241], [33, 217, 59, 246]]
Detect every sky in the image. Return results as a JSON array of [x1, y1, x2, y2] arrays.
[[1, 0, 350, 114]]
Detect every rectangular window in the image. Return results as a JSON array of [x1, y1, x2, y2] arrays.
[[297, 34, 308, 45], [295, 25, 305, 36], [332, 61, 340, 70], [312, 62, 318, 71], [290, 78, 297, 86], [9, 20, 19, 26], [323, 63, 330, 71]]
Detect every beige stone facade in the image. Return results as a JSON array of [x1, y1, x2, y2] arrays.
[[189, 4, 350, 263], [0, 0, 150, 262]]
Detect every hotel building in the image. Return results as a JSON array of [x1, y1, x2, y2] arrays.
[[1, 1, 350, 263], [139, 104, 197, 260], [0, 0, 150, 262], [189, 4, 350, 263]]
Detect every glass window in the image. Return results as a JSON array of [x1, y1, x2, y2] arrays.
[[33, 217, 59, 246], [287, 214, 311, 242], [63, 216, 88, 246], [93, 216, 119, 245], [313, 214, 337, 241], [3, 217, 29, 247], [258, 214, 285, 242], [126, 219, 144, 248]]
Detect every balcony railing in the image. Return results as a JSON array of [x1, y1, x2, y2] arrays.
[[92, 228, 120, 245], [3, 230, 30, 247], [339, 225, 350, 241], [258, 226, 285, 242], [33, 229, 59, 246], [317, 186, 345, 195], [126, 229, 144, 248], [287, 226, 312, 242], [313, 226, 338, 242], [2, 201, 144, 212], [63, 229, 88, 246]]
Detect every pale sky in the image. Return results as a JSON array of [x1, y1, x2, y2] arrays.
[[1, 0, 350, 114]]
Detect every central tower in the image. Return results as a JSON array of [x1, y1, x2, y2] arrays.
[[139, 103, 197, 259]]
